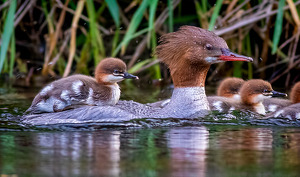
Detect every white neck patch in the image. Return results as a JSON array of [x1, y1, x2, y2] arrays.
[[254, 102, 266, 115], [108, 83, 121, 105], [232, 94, 241, 102], [169, 87, 210, 110]]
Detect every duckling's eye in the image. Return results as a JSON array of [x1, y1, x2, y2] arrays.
[[263, 89, 270, 93], [114, 70, 121, 74], [206, 44, 213, 50]]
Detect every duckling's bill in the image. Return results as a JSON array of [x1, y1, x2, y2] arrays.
[[123, 72, 139, 79], [270, 90, 287, 97]]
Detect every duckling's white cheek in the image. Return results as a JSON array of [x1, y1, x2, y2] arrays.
[[72, 80, 83, 95], [253, 94, 270, 103], [40, 84, 53, 96], [104, 75, 124, 83]]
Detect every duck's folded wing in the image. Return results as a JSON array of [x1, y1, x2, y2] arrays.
[[21, 105, 137, 125], [266, 103, 300, 120]]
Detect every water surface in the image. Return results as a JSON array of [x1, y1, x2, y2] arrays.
[[0, 83, 300, 176]]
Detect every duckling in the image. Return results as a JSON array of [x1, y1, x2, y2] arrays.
[[267, 82, 300, 119], [217, 77, 245, 101], [26, 57, 138, 113], [210, 79, 287, 115]]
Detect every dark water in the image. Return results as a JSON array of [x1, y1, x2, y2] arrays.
[[0, 83, 300, 176]]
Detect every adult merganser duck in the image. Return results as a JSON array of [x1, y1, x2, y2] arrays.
[[266, 81, 300, 119], [210, 79, 287, 115], [22, 26, 253, 125], [25, 57, 138, 114]]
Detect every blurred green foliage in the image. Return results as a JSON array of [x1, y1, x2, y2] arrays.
[[0, 0, 299, 86]]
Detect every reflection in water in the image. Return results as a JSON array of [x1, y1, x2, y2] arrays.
[[168, 127, 208, 177], [0, 126, 300, 176]]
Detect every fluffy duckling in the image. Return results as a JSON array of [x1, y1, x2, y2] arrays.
[[267, 82, 300, 119], [217, 77, 245, 101], [210, 79, 287, 115], [26, 57, 138, 114]]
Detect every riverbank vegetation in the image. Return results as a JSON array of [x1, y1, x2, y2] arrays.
[[0, 0, 299, 87]]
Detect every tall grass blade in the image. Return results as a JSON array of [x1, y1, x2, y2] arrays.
[[194, 0, 202, 27], [168, 0, 173, 32], [105, 0, 120, 56], [128, 59, 152, 73], [271, 0, 285, 54], [63, 0, 85, 77], [114, 28, 150, 57], [233, 62, 242, 78], [86, 0, 105, 66], [208, 0, 223, 31], [104, 0, 120, 27], [0, 0, 16, 74], [111, 28, 120, 56], [120, 0, 149, 55], [201, 0, 207, 13], [76, 34, 91, 75], [148, 0, 159, 47], [9, 29, 15, 78]]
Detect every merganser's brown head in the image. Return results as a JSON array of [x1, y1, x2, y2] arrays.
[[95, 57, 138, 85], [290, 82, 300, 103], [155, 26, 253, 88], [240, 79, 287, 106], [217, 77, 245, 100]]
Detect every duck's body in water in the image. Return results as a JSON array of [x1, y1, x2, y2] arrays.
[[22, 26, 253, 125]]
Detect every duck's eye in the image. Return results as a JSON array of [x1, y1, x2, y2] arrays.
[[263, 89, 270, 93], [206, 44, 213, 50], [114, 70, 121, 74]]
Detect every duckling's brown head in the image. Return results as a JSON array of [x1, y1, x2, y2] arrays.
[[240, 79, 286, 105], [217, 77, 245, 98], [95, 57, 138, 85], [290, 82, 300, 104], [155, 26, 253, 88]]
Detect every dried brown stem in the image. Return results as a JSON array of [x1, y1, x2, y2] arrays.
[[222, 0, 249, 23], [14, 0, 37, 27], [42, 0, 70, 75], [63, 0, 85, 77], [55, 3, 110, 35], [127, 0, 181, 69], [0, 0, 10, 11], [119, 6, 129, 28], [214, 1, 300, 36]]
